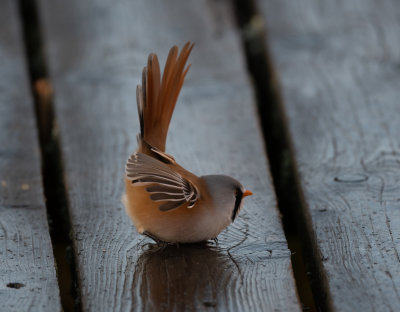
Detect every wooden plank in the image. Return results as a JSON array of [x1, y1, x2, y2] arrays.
[[0, 1, 61, 311], [258, 0, 400, 310], [37, 0, 301, 310]]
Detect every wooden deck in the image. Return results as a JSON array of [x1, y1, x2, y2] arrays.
[[1, 0, 400, 311], [0, 1, 60, 311], [258, 0, 400, 310]]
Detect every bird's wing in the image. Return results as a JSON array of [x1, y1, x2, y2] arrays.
[[125, 152, 198, 211]]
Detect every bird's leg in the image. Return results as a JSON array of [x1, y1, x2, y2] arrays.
[[143, 231, 164, 244], [141, 231, 168, 252], [142, 231, 182, 252]]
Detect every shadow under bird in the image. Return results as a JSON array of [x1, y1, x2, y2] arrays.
[[123, 42, 252, 243]]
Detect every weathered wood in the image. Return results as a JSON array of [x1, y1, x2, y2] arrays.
[[0, 1, 61, 311], [37, 0, 301, 310], [258, 0, 400, 310]]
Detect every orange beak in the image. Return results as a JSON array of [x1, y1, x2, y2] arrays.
[[243, 189, 253, 197]]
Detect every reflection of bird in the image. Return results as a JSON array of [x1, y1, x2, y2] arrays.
[[132, 243, 236, 310], [123, 42, 252, 243]]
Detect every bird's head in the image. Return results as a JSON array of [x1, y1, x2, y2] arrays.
[[202, 175, 252, 222]]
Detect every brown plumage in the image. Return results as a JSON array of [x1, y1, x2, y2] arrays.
[[123, 42, 252, 243], [138, 42, 193, 152]]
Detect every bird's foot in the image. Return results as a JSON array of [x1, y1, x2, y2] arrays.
[[142, 231, 179, 252]]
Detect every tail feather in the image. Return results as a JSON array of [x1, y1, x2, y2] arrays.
[[136, 84, 144, 136], [159, 46, 178, 106], [144, 53, 160, 138], [137, 42, 194, 152], [162, 42, 193, 135]]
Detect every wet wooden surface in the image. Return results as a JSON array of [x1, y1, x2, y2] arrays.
[[258, 0, 400, 310], [0, 1, 61, 311], [37, 0, 300, 311]]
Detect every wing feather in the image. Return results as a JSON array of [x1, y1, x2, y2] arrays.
[[126, 152, 198, 211]]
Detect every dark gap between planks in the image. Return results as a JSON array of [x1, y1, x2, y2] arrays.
[[18, 0, 80, 311], [232, 1, 333, 311]]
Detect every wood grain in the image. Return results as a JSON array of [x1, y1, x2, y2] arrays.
[[0, 1, 61, 311], [258, 0, 400, 310], [37, 0, 300, 310]]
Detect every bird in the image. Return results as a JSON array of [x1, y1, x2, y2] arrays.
[[123, 42, 252, 244]]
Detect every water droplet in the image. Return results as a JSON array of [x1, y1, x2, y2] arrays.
[[334, 174, 368, 183]]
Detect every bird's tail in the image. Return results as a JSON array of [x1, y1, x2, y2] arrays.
[[136, 42, 194, 152]]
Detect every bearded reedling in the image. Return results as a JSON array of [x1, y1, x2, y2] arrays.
[[123, 42, 252, 244]]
